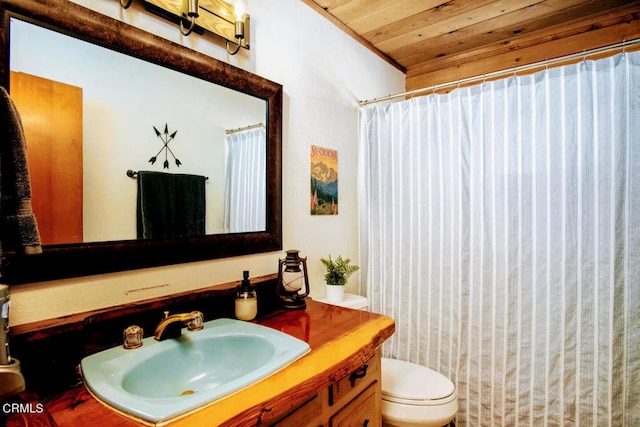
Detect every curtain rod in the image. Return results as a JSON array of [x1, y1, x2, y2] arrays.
[[225, 122, 264, 135], [359, 38, 640, 107]]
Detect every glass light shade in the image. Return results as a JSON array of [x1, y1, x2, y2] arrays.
[[232, 0, 247, 22], [281, 269, 304, 293], [224, 0, 247, 22]]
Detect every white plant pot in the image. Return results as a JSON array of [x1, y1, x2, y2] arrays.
[[325, 285, 345, 303]]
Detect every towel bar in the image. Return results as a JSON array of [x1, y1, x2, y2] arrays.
[[126, 169, 208, 180]]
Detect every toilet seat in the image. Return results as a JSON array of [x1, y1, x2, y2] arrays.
[[381, 358, 455, 406]]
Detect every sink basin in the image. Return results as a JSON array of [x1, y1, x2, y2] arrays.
[[80, 318, 310, 423]]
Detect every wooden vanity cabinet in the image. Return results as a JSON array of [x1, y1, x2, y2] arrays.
[[13, 300, 395, 427], [273, 350, 382, 427]]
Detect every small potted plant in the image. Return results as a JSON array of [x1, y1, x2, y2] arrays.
[[320, 254, 360, 303]]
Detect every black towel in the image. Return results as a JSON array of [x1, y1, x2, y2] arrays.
[[136, 171, 206, 239], [0, 86, 41, 269]]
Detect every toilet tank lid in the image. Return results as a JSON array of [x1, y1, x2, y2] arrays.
[[381, 358, 455, 401]]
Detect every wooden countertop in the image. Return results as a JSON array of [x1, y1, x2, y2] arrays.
[[10, 300, 394, 427]]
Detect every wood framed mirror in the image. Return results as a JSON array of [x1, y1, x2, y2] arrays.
[[0, 0, 282, 284]]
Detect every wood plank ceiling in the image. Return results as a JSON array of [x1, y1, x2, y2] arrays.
[[302, 0, 640, 92]]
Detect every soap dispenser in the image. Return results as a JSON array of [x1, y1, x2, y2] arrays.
[[235, 271, 257, 321]]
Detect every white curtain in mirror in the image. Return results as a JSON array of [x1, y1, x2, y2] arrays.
[[224, 128, 266, 233], [359, 51, 640, 426]]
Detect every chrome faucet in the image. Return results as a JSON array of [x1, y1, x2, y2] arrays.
[[154, 311, 204, 341]]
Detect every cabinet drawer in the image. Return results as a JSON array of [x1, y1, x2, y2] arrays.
[[330, 381, 380, 427], [273, 394, 322, 427], [329, 353, 380, 409]]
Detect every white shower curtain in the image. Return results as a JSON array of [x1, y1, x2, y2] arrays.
[[359, 51, 640, 426], [224, 127, 266, 233]]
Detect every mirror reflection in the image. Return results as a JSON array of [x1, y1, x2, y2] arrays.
[[9, 18, 267, 245]]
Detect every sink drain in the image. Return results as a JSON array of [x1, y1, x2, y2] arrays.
[[181, 390, 195, 396]]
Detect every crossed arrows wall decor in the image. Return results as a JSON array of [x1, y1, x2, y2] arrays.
[[149, 123, 182, 169]]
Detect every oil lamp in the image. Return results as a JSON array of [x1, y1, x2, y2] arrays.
[[277, 249, 310, 309]]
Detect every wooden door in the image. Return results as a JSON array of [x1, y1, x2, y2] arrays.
[[10, 71, 83, 245]]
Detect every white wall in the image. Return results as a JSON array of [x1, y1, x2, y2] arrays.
[[10, 0, 405, 326]]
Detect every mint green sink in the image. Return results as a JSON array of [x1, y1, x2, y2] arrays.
[[80, 318, 310, 423]]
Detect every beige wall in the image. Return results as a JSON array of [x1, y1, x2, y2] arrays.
[[10, 0, 405, 325]]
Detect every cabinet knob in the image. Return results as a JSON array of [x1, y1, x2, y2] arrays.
[[363, 419, 370, 427]]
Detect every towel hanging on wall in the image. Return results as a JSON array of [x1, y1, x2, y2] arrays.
[[136, 171, 206, 239], [0, 87, 41, 274]]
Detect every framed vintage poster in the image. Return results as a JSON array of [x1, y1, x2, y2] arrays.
[[310, 145, 338, 215]]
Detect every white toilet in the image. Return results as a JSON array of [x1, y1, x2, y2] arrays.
[[318, 293, 457, 427]]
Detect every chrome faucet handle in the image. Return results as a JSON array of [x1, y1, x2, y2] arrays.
[[123, 325, 144, 349], [187, 311, 204, 331]]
